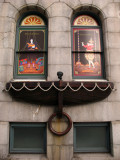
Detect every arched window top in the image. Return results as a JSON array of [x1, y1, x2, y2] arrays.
[[21, 15, 45, 26], [73, 15, 98, 26]]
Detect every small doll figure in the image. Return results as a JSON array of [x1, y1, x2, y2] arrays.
[[82, 38, 95, 68]]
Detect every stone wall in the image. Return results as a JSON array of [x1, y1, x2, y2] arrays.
[[0, 0, 120, 160]]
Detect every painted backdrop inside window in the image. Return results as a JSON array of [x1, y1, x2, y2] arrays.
[[73, 28, 102, 77], [18, 30, 45, 75]]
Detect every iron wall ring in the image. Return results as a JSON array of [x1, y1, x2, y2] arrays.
[[48, 112, 72, 136]]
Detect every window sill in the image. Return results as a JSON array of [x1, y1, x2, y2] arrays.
[[9, 154, 47, 159], [73, 153, 113, 158], [11, 79, 46, 82], [73, 79, 108, 82]]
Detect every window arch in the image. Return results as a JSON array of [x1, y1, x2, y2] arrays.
[[14, 12, 48, 79], [71, 13, 105, 79]]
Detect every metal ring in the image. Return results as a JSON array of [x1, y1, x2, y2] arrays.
[[48, 112, 72, 136]]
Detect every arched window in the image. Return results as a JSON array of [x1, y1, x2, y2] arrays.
[[14, 12, 48, 79], [72, 13, 105, 79]]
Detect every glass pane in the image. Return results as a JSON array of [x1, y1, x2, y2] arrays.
[[73, 15, 98, 26], [19, 30, 45, 51], [18, 53, 45, 75], [14, 127, 45, 149], [73, 29, 101, 52], [76, 126, 107, 149], [73, 52, 102, 77], [21, 15, 45, 26]]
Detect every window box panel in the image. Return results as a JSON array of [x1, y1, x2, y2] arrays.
[[74, 123, 110, 153], [10, 123, 46, 153]]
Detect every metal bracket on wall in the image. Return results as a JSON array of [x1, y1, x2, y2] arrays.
[[48, 72, 72, 136]]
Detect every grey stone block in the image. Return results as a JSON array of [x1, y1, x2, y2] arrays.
[[109, 49, 120, 65], [60, 0, 80, 9], [47, 2, 72, 18], [102, 18, 108, 34], [3, 32, 15, 49], [48, 31, 71, 48], [0, 82, 12, 102], [106, 18, 120, 33], [104, 48, 110, 66], [60, 146, 73, 160], [114, 0, 120, 2], [112, 121, 120, 145], [107, 102, 120, 121], [9, 154, 48, 160], [47, 146, 53, 160], [26, 0, 38, 5], [0, 122, 9, 158], [112, 144, 120, 159], [0, 0, 4, 3], [0, 66, 13, 82], [0, 102, 54, 122], [48, 64, 72, 81], [38, 0, 59, 9], [64, 102, 120, 122], [0, 17, 16, 33], [93, 0, 113, 9], [80, 0, 92, 5], [0, 144, 9, 158], [0, 49, 14, 66], [50, 146, 60, 160], [48, 48, 71, 65], [49, 17, 70, 32], [0, 3, 18, 19], [103, 3, 120, 18], [5, 0, 26, 10], [103, 32, 109, 50], [0, 122, 9, 145], [108, 83, 120, 102], [110, 65, 120, 82], [107, 32, 120, 49], [0, 33, 4, 49], [105, 63, 111, 80]]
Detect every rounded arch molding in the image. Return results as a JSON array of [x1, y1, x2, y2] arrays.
[[15, 5, 49, 23], [71, 5, 107, 24]]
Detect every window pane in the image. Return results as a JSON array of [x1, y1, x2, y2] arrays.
[[74, 123, 110, 152], [18, 53, 45, 75], [73, 53, 102, 77], [73, 15, 98, 26], [19, 30, 45, 51], [10, 123, 46, 153], [76, 126, 107, 149], [21, 15, 45, 26], [73, 28, 101, 52], [14, 127, 45, 149]]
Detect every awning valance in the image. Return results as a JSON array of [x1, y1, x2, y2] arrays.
[[5, 81, 114, 105]]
